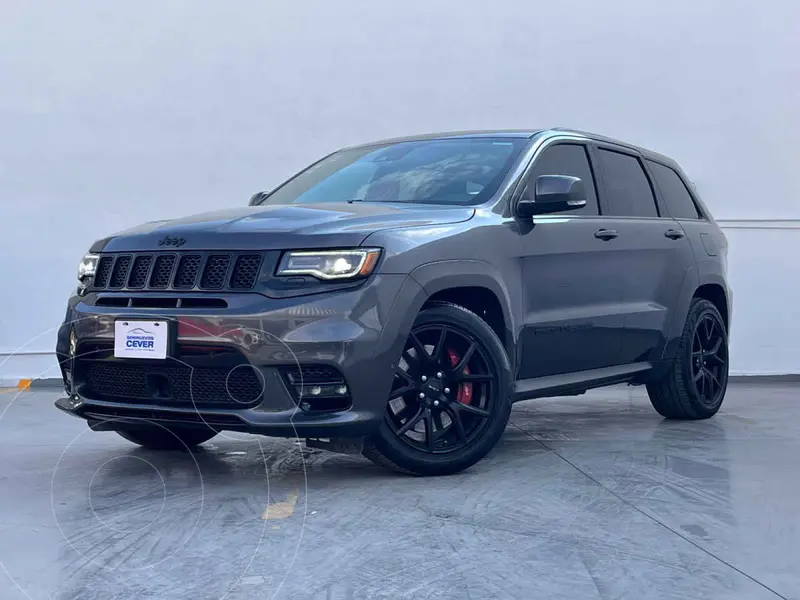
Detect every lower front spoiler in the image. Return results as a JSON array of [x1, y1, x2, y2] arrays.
[[55, 395, 383, 439]]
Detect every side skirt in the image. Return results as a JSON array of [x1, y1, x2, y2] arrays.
[[513, 362, 654, 402]]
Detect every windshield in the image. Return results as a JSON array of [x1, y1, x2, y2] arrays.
[[257, 137, 528, 206]]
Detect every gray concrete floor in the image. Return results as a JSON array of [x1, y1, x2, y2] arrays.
[[0, 383, 798, 600]]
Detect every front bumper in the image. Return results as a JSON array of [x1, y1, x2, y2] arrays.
[[55, 395, 380, 438], [55, 274, 424, 438]]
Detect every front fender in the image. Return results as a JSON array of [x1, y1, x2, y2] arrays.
[[411, 259, 516, 329], [407, 260, 518, 368]]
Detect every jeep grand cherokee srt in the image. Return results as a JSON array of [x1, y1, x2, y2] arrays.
[[56, 128, 731, 476]]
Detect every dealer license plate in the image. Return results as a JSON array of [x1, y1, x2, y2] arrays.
[[114, 320, 169, 359]]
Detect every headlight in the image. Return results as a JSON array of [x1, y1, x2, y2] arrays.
[[77, 253, 100, 281], [276, 249, 381, 280], [69, 328, 78, 357]]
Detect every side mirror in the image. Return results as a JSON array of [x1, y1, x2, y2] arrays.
[[249, 191, 271, 206], [516, 175, 587, 217]]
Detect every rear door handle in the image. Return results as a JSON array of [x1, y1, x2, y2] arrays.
[[594, 229, 619, 241], [664, 229, 685, 240]]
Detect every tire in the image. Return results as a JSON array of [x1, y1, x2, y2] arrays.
[[363, 302, 512, 476], [647, 298, 729, 420], [116, 424, 217, 450]]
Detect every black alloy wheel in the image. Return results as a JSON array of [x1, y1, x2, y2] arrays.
[[646, 298, 729, 420], [363, 302, 512, 475], [691, 312, 728, 406], [386, 323, 497, 454]]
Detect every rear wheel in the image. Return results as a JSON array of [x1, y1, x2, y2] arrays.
[[363, 302, 512, 476], [647, 298, 729, 419], [116, 424, 217, 450]]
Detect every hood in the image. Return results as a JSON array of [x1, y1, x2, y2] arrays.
[[93, 202, 474, 252]]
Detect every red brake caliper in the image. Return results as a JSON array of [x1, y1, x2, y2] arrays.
[[446, 348, 473, 405]]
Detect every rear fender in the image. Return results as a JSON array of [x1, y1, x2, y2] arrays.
[[658, 263, 730, 362]]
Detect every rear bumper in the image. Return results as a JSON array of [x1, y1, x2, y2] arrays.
[[55, 274, 425, 438]]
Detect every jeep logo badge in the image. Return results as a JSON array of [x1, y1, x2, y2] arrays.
[[158, 235, 186, 247]]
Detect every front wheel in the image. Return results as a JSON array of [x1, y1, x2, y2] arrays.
[[363, 302, 512, 476], [647, 298, 729, 419], [116, 424, 217, 450]]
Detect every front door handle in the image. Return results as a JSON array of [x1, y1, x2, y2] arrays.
[[594, 229, 619, 241], [664, 229, 685, 240]]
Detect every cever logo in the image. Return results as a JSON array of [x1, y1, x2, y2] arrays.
[[125, 327, 156, 349]]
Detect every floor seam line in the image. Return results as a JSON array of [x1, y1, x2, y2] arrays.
[[509, 420, 789, 600]]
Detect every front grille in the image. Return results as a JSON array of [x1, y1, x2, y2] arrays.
[[128, 255, 153, 288], [95, 257, 114, 287], [89, 251, 265, 292], [200, 255, 231, 289], [174, 254, 202, 289], [82, 361, 264, 407], [150, 254, 176, 288], [230, 254, 262, 289], [109, 255, 132, 288]]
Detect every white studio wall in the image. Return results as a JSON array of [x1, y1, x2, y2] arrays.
[[1, 0, 798, 382]]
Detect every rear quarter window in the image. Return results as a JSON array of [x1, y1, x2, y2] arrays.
[[646, 160, 702, 220]]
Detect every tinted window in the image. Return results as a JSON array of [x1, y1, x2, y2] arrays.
[[258, 138, 528, 206], [526, 144, 598, 215], [646, 160, 701, 219], [598, 149, 658, 217]]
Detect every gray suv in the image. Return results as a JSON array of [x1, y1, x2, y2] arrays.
[[56, 128, 731, 475]]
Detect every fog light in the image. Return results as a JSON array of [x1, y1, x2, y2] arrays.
[[298, 383, 351, 398]]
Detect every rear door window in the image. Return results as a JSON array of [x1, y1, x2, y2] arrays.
[[646, 160, 702, 219], [597, 149, 659, 217]]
